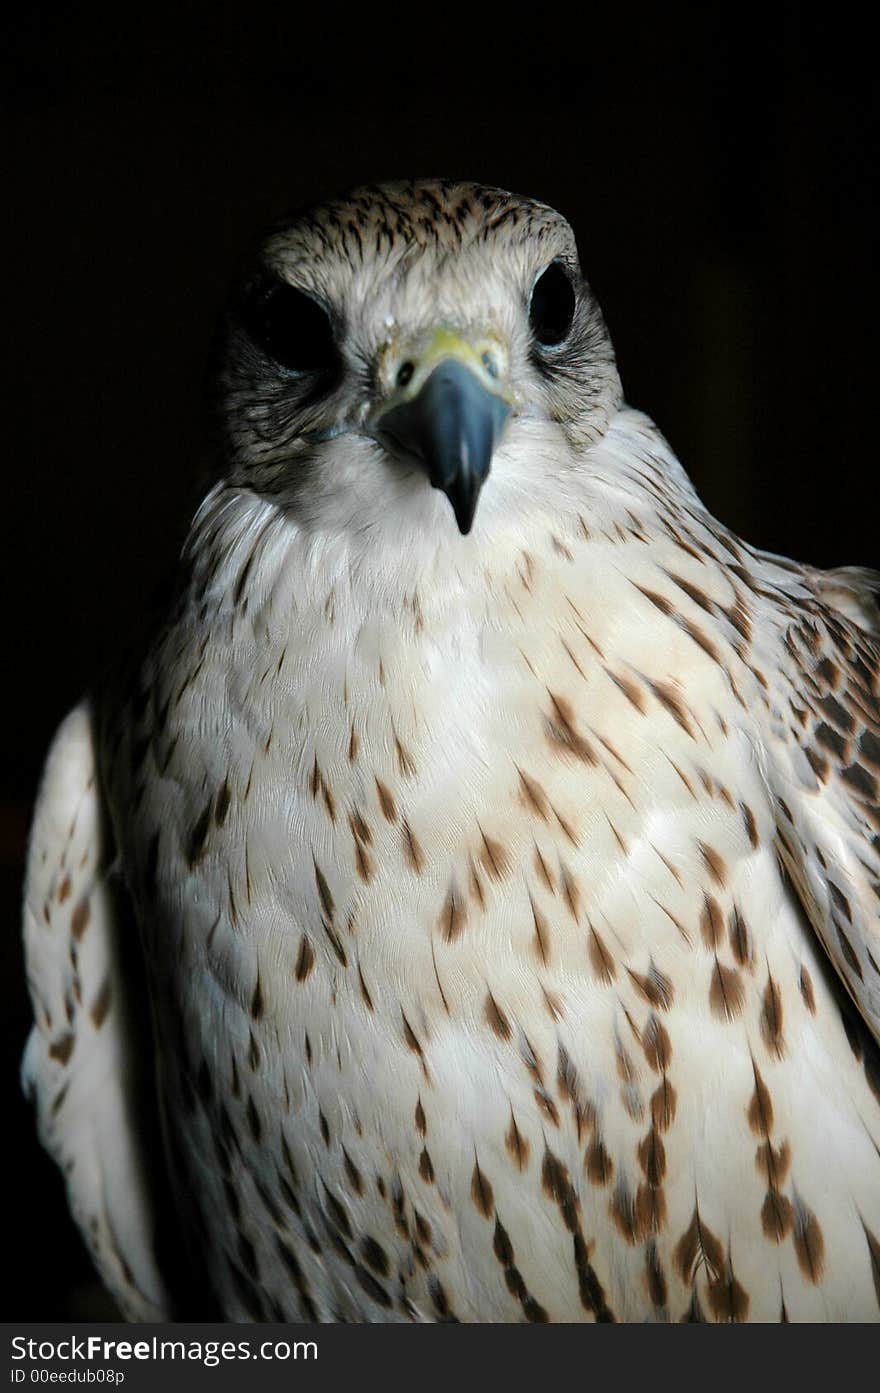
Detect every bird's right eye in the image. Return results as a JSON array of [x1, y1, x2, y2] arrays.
[[241, 279, 339, 378]]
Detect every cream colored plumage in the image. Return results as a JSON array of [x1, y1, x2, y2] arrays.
[[22, 181, 880, 1321]]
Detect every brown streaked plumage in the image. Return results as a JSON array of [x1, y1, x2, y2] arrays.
[[20, 179, 880, 1322]]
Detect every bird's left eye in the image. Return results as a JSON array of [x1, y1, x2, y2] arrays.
[[241, 278, 339, 378], [528, 262, 577, 348]]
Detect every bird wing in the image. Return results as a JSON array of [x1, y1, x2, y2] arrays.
[[769, 588, 880, 1044], [809, 565, 880, 637], [22, 702, 172, 1320]]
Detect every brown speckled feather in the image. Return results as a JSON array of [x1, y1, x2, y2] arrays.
[[773, 590, 880, 1038]]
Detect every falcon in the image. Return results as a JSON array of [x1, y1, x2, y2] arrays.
[[22, 180, 880, 1322]]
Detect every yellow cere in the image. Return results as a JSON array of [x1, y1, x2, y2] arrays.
[[392, 326, 514, 407]]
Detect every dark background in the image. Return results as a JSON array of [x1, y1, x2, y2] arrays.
[[3, 7, 877, 1318]]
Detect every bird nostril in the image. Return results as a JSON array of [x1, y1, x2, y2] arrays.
[[481, 351, 498, 379], [397, 361, 415, 388]]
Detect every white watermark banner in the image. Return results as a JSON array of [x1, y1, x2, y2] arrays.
[[1, 1320, 853, 1389]]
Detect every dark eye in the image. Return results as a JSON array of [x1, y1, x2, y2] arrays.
[[528, 262, 576, 348], [241, 277, 339, 377]]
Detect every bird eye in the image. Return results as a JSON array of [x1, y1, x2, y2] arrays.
[[241, 277, 339, 377], [528, 262, 577, 348]]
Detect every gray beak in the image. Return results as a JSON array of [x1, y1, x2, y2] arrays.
[[375, 358, 511, 534]]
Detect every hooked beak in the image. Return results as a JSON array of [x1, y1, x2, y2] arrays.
[[371, 330, 511, 535]]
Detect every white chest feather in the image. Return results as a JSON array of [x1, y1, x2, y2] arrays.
[[114, 417, 880, 1322]]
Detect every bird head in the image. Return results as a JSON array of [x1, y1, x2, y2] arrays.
[[215, 180, 622, 540]]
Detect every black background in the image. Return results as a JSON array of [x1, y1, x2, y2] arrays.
[[3, 6, 877, 1318]]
